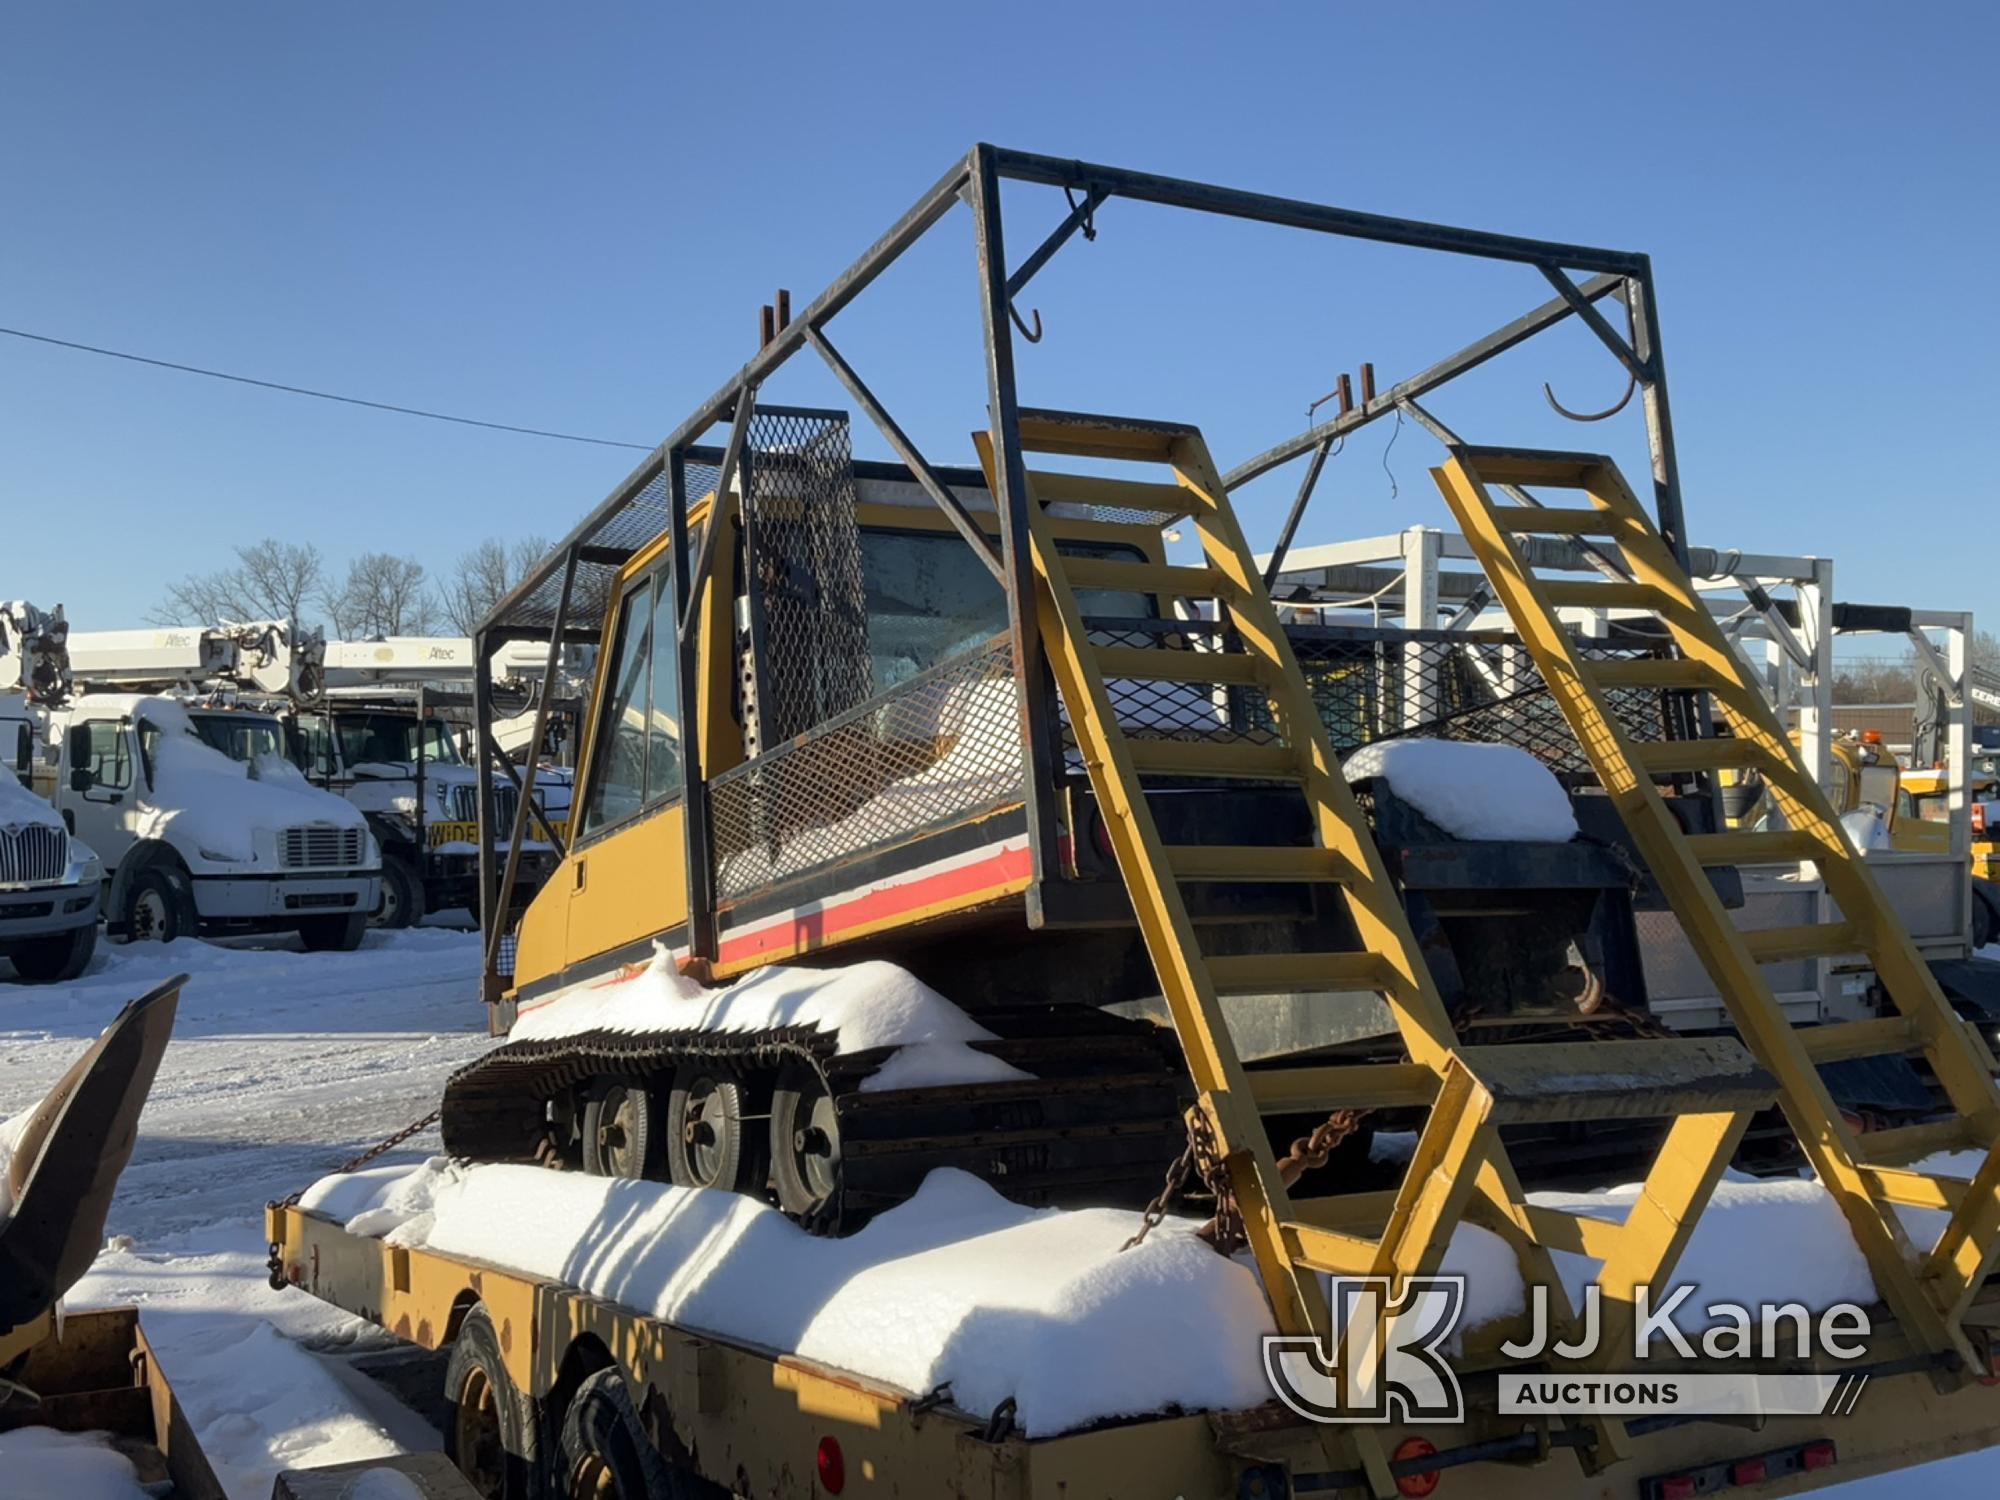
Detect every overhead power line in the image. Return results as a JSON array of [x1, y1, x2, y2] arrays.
[[0, 324, 654, 452]]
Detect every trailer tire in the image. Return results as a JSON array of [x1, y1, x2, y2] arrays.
[[445, 1305, 546, 1500], [1973, 880, 2000, 950], [116, 865, 195, 944], [373, 858, 424, 930], [300, 911, 368, 952], [559, 1367, 678, 1498]]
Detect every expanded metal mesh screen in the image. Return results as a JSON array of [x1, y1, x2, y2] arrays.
[[497, 462, 722, 637], [710, 634, 1023, 902], [740, 408, 873, 755], [1060, 618, 1676, 777]]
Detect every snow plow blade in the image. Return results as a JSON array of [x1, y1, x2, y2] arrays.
[[0, 974, 183, 1341]]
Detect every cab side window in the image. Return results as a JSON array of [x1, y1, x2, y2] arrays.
[[86, 720, 133, 791], [581, 578, 653, 835]]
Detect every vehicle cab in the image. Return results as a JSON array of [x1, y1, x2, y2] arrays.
[[290, 697, 559, 926], [0, 697, 100, 982], [39, 694, 378, 950]]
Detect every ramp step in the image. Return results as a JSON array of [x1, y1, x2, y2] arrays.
[[1164, 844, 1354, 883], [1093, 644, 1265, 685], [1460, 448, 1606, 487], [1540, 579, 1673, 611], [1587, 657, 1716, 690], [1491, 505, 1626, 537], [1744, 921, 1867, 964], [1063, 557, 1234, 600], [1124, 740, 1297, 779], [1248, 1062, 1437, 1115], [1016, 409, 1193, 461], [1632, 737, 1768, 775], [1027, 469, 1198, 516], [1799, 1016, 1918, 1065], [1858, 1117, 1975, 1166], [1281, 1219, 1379, 1276], [1684, 829, 1828, 867], [1454, 1037, 1776, 1124], [1207, 951, 1391, 995]]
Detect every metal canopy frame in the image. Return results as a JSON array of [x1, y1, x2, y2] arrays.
[[472, 143, 1681, 995]]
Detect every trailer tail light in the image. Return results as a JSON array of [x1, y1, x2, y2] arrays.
[[1391, 1437, 1440, 1497], [1975, 802, 1988, 836], [816, 1434, 846, 1493], [1643, 1438, 1838, 1498]]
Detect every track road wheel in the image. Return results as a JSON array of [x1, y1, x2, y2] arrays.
[[119, 866, 194, 944], [445, 1305, 545, 1500], [664, 1065, 765, 1194], [560, 1367, 680, 1499], [770, 1062, 841, 1229], [582, 1080, 660, 1179]]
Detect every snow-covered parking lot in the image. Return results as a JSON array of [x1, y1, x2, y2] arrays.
[[0, 931, 492, 1497]]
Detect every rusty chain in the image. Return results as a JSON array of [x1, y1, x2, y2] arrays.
[[267, 1106, 443, 1289]]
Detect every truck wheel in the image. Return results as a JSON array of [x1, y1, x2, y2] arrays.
[[6, 923, 97, 983], [770, 1062, 841, 1229], [373, 859, 424, 930], [118, 866, 195, 944], [582, 1081, 660, 1180], [300, 911, 368, 952], [559, 1367, 679, 1499], [664, 1066, 764, 1194], [1974, 883, 2000, 951], [445, 1305, 546, 1500]]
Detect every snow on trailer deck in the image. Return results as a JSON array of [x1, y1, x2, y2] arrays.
[[2, 936, 1998, 1496]]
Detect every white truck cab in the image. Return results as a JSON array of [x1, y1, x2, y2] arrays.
[[38, 694, 379, 950], [0, 697, 101, 982], [290, 697, 560, 927]]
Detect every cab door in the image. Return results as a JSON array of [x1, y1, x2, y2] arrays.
[[63, 719, 139, 872]]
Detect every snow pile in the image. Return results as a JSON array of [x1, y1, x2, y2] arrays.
[[511, 953, 1031, 1093], [137, 700, 366, 861], [0, 760, 65, 831], [310, 1161, 1275, 1434], [305, 1153, 1908, 1435], [0, 1427, 156, 1500], [1342, 738, 1578, 842]]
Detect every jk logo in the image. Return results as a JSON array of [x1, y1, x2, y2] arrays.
[[1263, 1276, 1466, 1424]]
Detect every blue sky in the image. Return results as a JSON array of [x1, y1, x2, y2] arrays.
[[4, 3, 1994, 632]]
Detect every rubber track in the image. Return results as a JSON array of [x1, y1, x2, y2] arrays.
[[440, 1018, 1190, 1232]]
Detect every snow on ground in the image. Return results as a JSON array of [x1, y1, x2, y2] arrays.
[[0, 929, 491, 1499], [0, 1426, 157, 1500], [510, 951, 1032, 1092], [1342, 738, 1580, 842]]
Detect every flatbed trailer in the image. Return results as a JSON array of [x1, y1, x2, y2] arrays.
[[268, 1198, 2000, 1498]]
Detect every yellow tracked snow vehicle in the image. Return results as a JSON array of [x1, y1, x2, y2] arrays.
[[276, 146, 2000, 1498]]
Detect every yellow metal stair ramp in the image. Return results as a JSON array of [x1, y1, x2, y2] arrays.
[[975, 413, 1778, 1483], [1434, 444, 2000, 1372]]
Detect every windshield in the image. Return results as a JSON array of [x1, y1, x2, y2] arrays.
[[861, 530, 1153, 691], [333, 711, 461, 769], [187, 712, 289, 765]]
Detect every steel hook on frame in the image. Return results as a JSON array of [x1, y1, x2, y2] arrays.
[[1543, 368, 1638, 423], [1008, 303, 1043, 344]]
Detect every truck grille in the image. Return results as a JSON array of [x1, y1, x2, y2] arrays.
[[443, 783, 520, 831], [280, 826, 366, 869], [0, 825, 66, 886]]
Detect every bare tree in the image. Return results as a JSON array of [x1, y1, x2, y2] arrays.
[[324, 552, 437, 637], [154, 539, 326, 627], [441, 534, 551, 634]]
